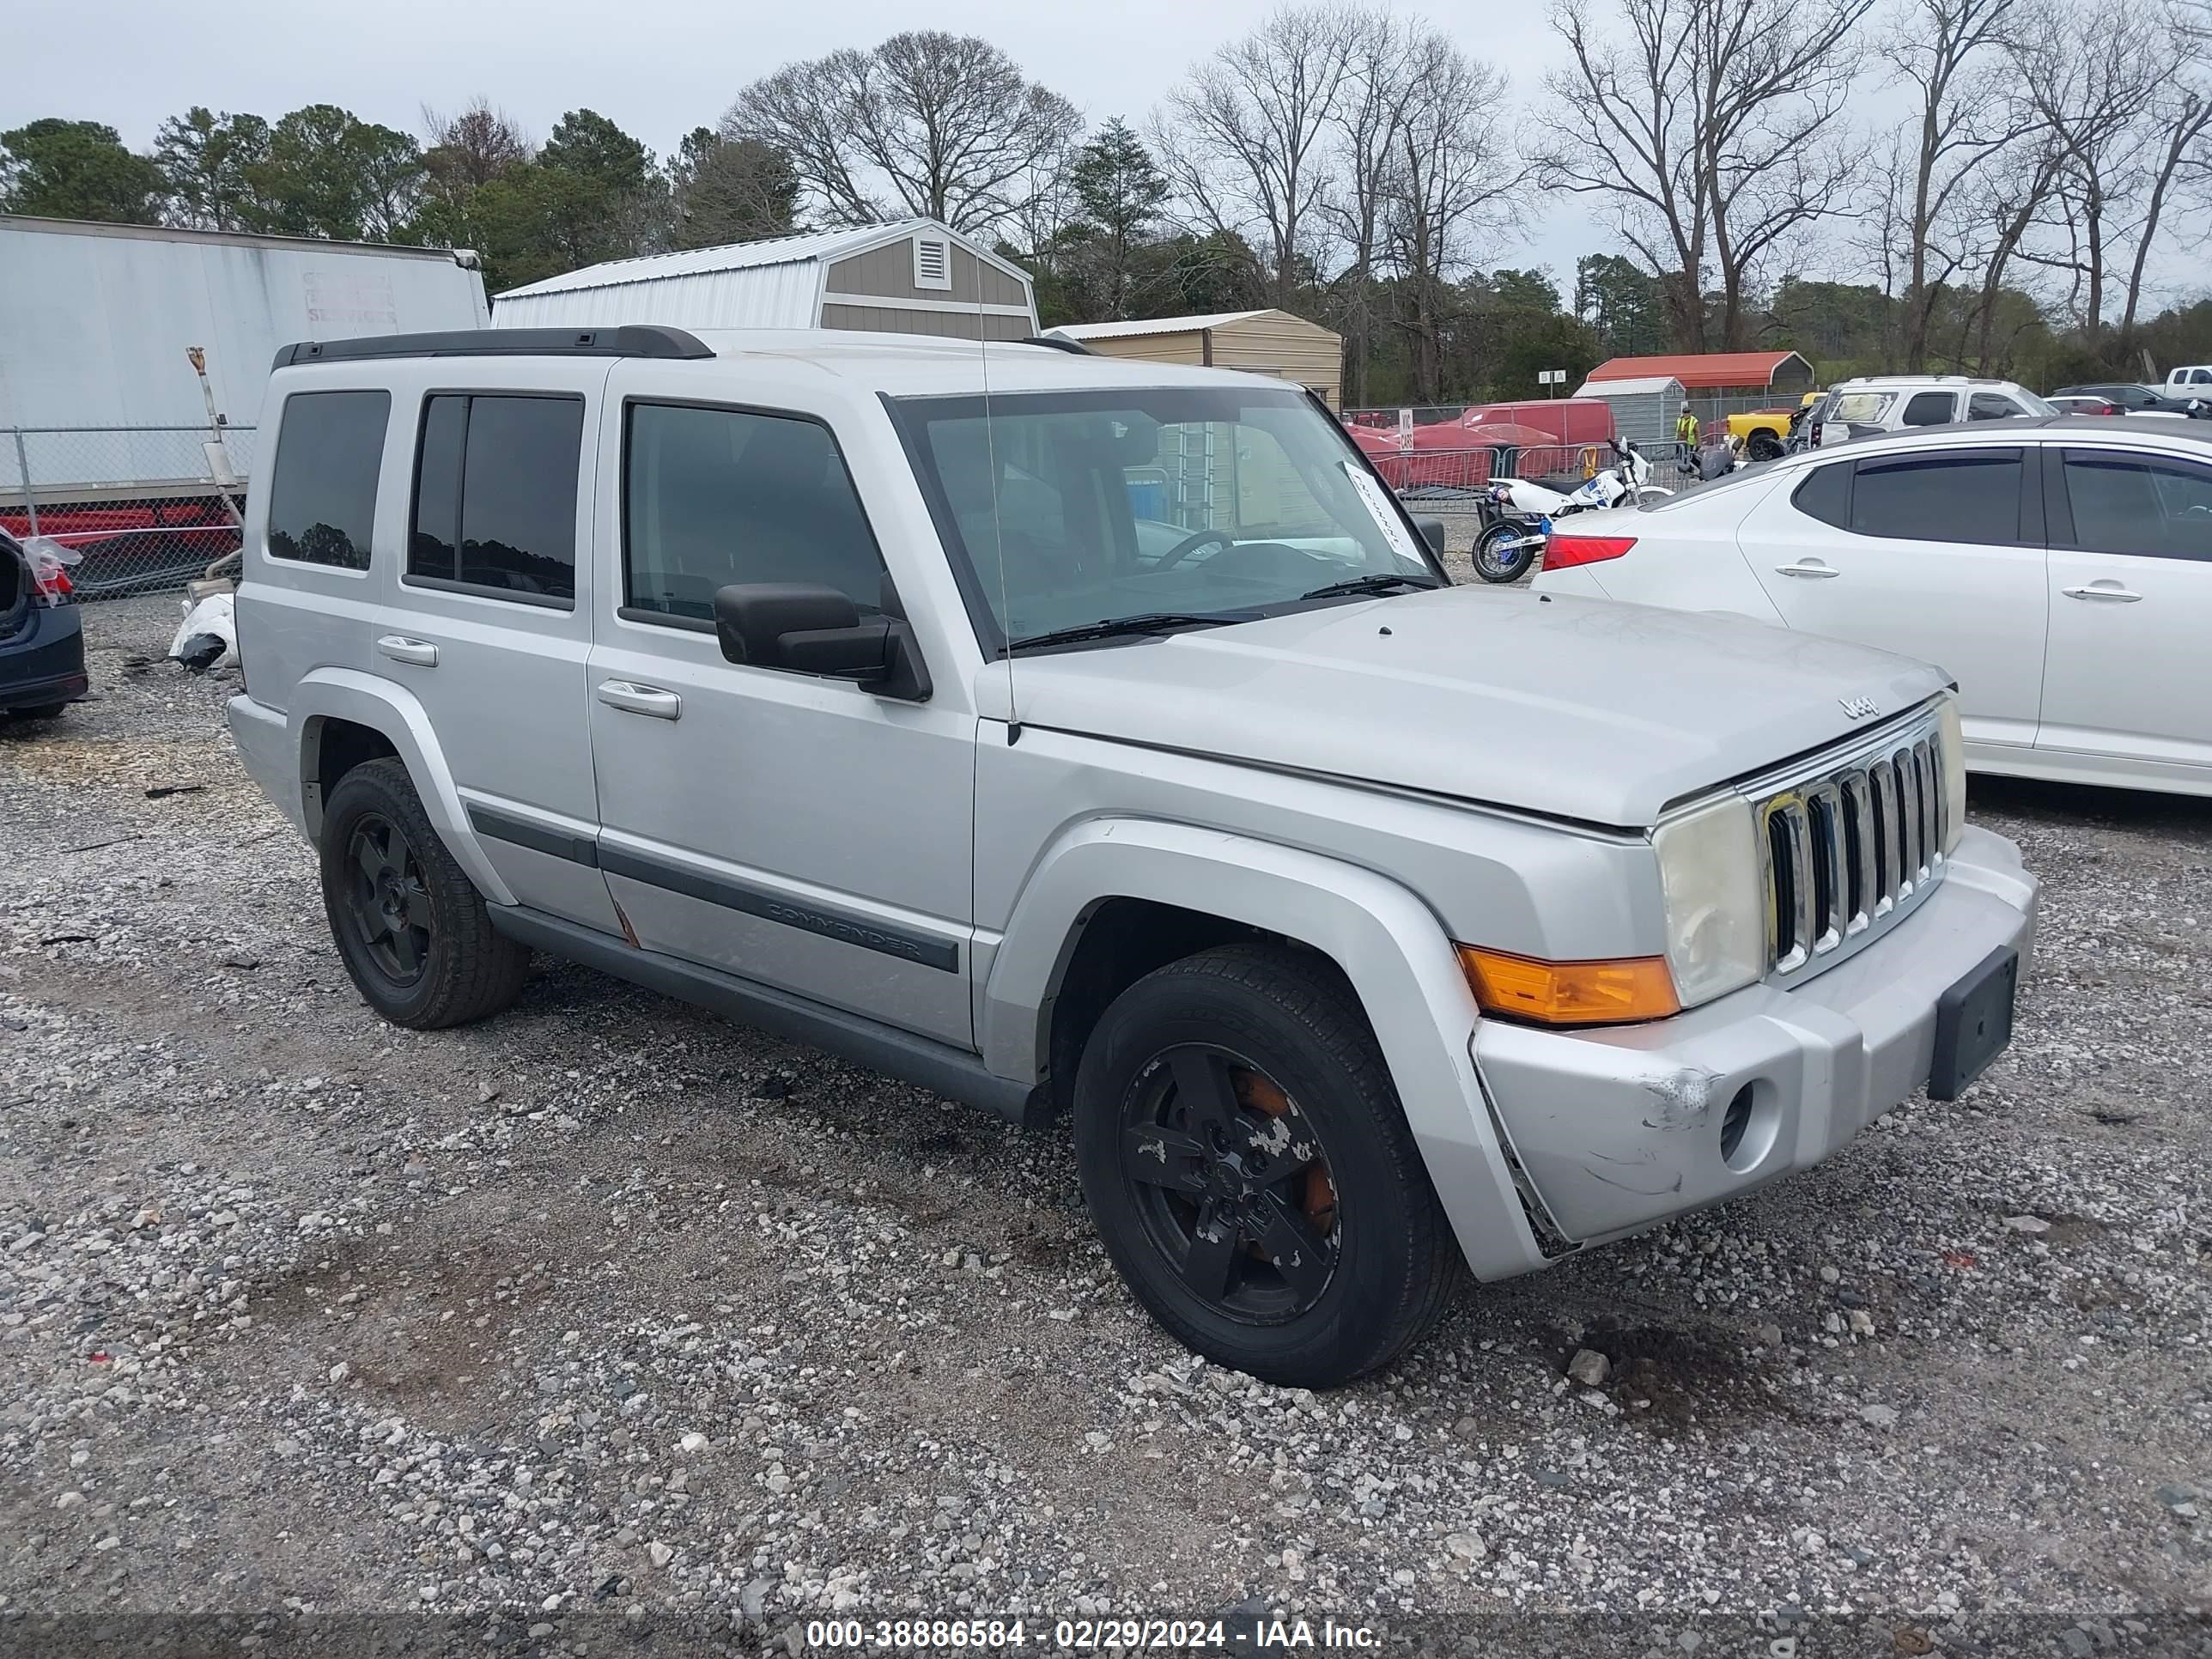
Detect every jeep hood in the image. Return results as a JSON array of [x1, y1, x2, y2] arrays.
[[994, 585, 1949, 828]]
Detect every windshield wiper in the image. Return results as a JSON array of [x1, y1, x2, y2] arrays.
[[1296, 573, 1438, 602], [1006, 612, 1243, 653]]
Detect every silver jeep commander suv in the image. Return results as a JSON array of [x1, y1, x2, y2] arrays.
[[227, 325, 2038, 1387]]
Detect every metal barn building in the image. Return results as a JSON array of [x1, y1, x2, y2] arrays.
[[1570, 374, 1687, 449], [492, 218, 1038, 339], [1046, 311, 1344, 409]]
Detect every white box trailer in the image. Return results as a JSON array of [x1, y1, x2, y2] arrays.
[[1, 216, 487, 594], [0, 215, 489, 467]]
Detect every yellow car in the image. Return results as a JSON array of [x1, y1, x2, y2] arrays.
[[1727, 392, 1822, 460]]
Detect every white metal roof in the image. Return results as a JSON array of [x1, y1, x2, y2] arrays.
[[495, 217, 1028, 300], [1572, 375, 1684, 398], [1048, 310, 1279, 341]]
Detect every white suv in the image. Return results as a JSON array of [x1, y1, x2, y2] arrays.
[[1803, 375, 2054, 447]]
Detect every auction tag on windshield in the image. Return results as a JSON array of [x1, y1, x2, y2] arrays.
[[1342, 462, 1425, 562]]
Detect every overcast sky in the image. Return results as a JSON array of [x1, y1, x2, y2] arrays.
[[9, 0, 1610, 285]]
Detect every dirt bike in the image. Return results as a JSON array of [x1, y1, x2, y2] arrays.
[[1470, 439, 1672, 583]]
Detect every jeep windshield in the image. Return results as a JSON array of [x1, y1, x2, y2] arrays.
[[893, 388, 1443, 653]]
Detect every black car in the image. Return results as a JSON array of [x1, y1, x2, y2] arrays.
[[1, 529, 88, 721], [2051, 382, 2209, 416]]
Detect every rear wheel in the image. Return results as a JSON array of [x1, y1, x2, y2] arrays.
[[319, 757, 529, 1029], [1073, 944, 1458, 1388], [1473, 520, 1538, 584], [1747, 430, 1785, 462]]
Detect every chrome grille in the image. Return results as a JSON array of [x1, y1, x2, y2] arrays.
[[1759, 722, 1947, 977]]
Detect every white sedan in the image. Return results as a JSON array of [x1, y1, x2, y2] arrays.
[[1532, 418, 2212, 797]]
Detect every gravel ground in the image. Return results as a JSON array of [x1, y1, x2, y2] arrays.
[[2, 595, 2207, 1650]]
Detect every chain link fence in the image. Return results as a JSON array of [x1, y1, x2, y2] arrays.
[[1363, 439, 1708, 551], [3, 426, 253, 600]]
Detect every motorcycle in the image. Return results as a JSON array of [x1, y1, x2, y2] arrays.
[[1470, 438, 1673, 583]]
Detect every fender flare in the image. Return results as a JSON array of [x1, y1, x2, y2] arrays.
[[287, 668, 515, 906], [981, 817, 1546, 1280]]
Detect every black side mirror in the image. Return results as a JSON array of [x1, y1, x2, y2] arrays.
[[1416, 517, 1447, 554], [713, 582, 931, 702]]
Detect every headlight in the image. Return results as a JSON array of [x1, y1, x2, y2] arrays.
[[1652, 795, 1765, 1007], [1937, 694, 1966, 854]]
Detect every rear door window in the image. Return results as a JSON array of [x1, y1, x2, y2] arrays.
[[2058, 450, 2212, 562], [407, 393, 585, 605], [266, 390, 391, 570], [1849, 450, 2023, 544], [1899, 392, 1955, 427]]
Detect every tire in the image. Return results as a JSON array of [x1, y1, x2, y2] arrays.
[[1472, 520, 1538, 584], [318, 757, 529, 1030], [10, 703, 67, 720], [1073, 943, 1459, 1388], [1747, 431, 1785, 462]]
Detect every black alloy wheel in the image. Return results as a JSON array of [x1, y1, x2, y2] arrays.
[[343, 812, 433, 984], [1119, 1044, 1342, 1324]]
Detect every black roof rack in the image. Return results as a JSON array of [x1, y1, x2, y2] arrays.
[[1021, 334, 1093, 355], [271, 325, 713, 374]]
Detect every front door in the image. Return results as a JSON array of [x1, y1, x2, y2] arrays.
[[1741, 446, 2049, 750], [2038, 444, 2212, 776], [584, 385, 977, 1047]]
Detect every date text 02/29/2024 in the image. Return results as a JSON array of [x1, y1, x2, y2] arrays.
[[801, 1618, 1383, 1650]]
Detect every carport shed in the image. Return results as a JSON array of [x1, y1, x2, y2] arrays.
[[1046, 311, 1343, 409], [1586, 349, 1816, 431]]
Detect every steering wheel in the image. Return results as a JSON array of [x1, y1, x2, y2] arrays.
[[1153, 527, 1235, 570]]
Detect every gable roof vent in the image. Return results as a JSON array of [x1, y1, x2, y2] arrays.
[[912, 234, 952, 291]]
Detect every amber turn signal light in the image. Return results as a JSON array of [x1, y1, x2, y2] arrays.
[[1457, 945, 1680, 1026]]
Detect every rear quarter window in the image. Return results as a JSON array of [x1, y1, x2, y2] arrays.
[[1790, 460, 1850, 528], [266, 390, 391, 570]]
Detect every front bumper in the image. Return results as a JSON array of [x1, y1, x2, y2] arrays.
[[1472, 824, 2037, 1246]]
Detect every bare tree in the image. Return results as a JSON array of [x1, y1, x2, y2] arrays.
[[2118, 2, 2212, 340], [1872, 0, 2030, 368], [1152, 5, 1358, 307], [1535, 0, 1874, 350], [2012, 1, 2161, 343], [1382, 35, 1521, 400], [421, 99, 531, 191], [1319, 9, 1407, 404], [1960, 124, 2068, 370], [729, 33, 1080, 234]]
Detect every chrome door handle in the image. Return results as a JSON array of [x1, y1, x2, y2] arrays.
[[375, 635, 439, 666], [595, 679, 681, 720], [1773, 562, 1839, 579], [2061, 584, 2142, 603]]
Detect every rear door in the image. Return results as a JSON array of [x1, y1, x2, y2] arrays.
[[2037, 444, 2212, 775], [1740, 445, 2049, 749], [369, 361, 621, 933]]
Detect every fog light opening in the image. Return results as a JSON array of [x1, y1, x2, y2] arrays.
[[1719, 1080, 1779, 1173]]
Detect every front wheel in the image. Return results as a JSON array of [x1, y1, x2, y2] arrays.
[[1473, 520, 1540, 583], [1073, 944, 1459, 1388]]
